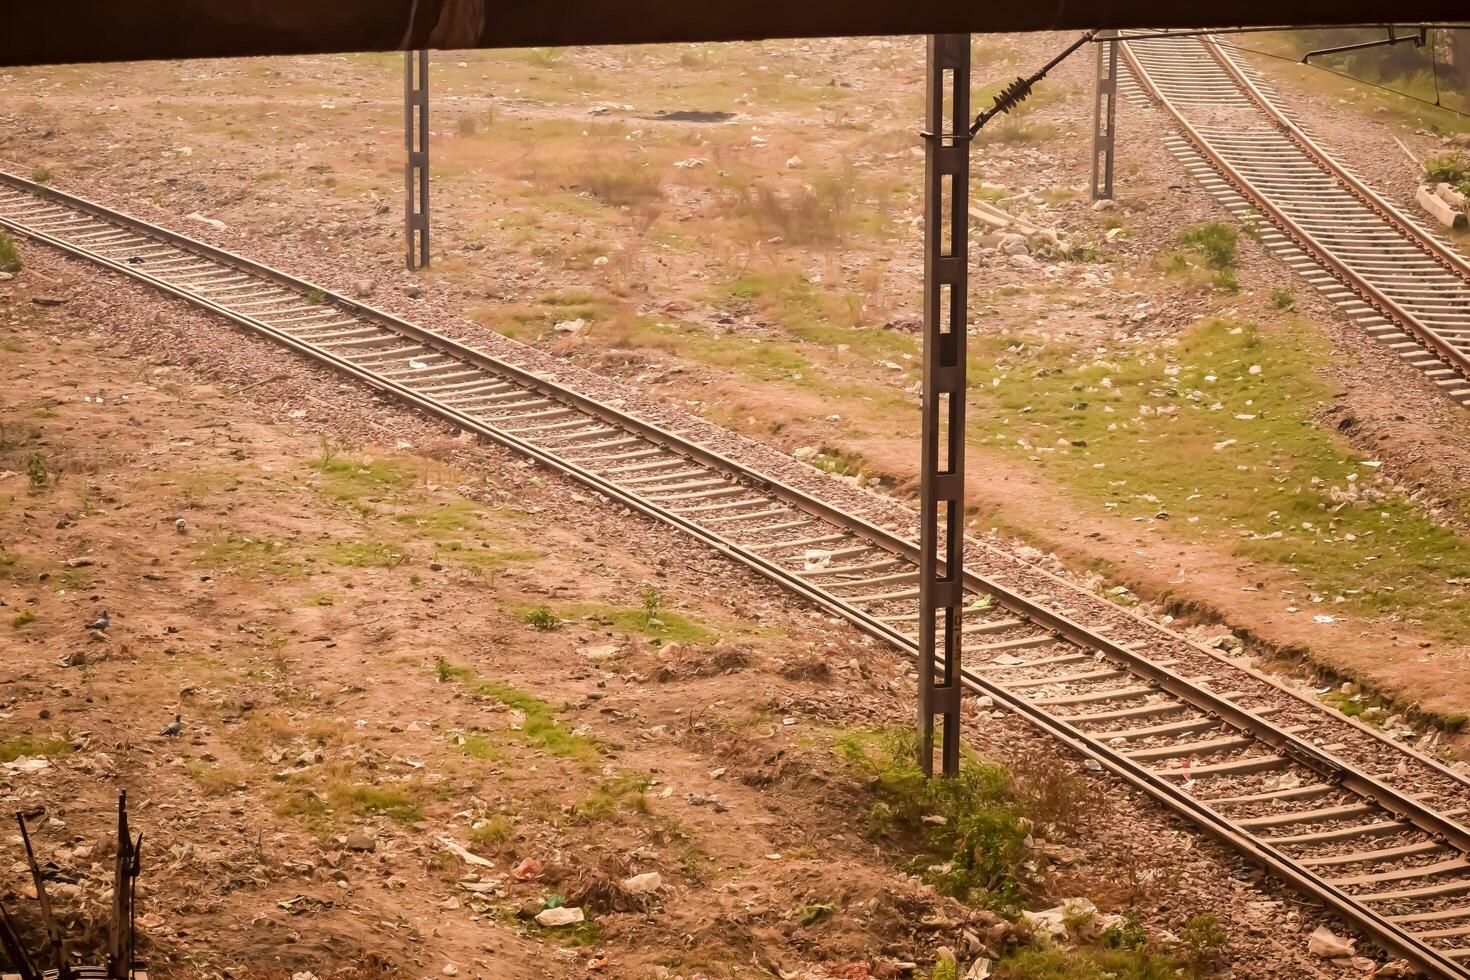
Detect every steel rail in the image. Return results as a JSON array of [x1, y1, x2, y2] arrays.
[[2, 171, 1468, 976], [1119, 35, 1470, 385], [1210, 37, 1470, 288]]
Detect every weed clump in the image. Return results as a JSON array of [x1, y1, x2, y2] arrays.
[[520, 604, 564, 631], [0, 231, 21, 273], [732, 175, 856, 245], [0, 733, 71, 763], [574, 159, 663, 209], [1425, 153, 1469, 186], [1165, 222, 1239, 291], [837, 727, 1033, 910], [25, 452, 48, 491], [10, 608, 36, 628]]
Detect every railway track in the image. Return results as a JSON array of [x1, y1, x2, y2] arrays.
[[6, 172, 1470, 975], [1119, 32, 1470, 408]]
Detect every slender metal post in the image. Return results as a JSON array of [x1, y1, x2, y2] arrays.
[[404, 49, 430, 270], [918, 33, 969, 778], [1091, 30, 1118, 201]]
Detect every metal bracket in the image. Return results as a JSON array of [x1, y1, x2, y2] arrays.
[[404, 49, 429, 270], [918, 33, 970, 778]]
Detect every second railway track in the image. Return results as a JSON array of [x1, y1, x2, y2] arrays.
[[6, 171, 1470, 975], [1121, 32, 1470, 407]]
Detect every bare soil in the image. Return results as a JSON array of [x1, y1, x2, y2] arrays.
[[0, 235, 1373, 979]]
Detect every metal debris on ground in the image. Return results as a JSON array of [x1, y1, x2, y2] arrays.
[[1, 791, 147, 980]]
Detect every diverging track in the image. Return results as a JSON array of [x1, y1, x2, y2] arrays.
[[1122, 33, 1470, 407], [5, 172, 1470, 975]]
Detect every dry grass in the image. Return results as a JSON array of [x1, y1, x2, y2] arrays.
[[729, 174, 856, 245]]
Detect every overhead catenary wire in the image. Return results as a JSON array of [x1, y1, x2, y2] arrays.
[[1212, 36, 1470, 118]]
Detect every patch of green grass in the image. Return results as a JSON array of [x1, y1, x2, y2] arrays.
[[332, 783, 422, 823], [992, 944, 1189, 980], [469, 814, 516, 846], [31, 167, 52, 185], [526, 599, 716, 644], [1270, 287, 1295, 310], [311, 455, 416, 511], [392, 500, 483, 536], [303, 593, 336, 607], [836, 727, 1032, 911], [0, 231, 21, 273], [432, 539, 543, 574], [436, 661, 598, 763], [10, 608, 36, 628], [474, 678, 598, 761], [0, 734, 71, 763], [319, 539, 408, 568], [455, 731, 507, 761], [571, 770, 653, 823], [194, 533, 305, 578], [1163, 222, 1239, 291], [972, 317, 1470, 642], [184, 761, 247, 796]]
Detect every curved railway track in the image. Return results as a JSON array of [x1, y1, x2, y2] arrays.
[[6, 171, 1470, 975], [1120, 32, 1470, 408]]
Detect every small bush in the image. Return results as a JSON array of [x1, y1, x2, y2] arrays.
[[1270, 288, 1295, 310], [1424, 153, 1469, 185], [641, 584, 662, 623], [575, 160, 663, 209], [733, 175, 856, 245], [837, 727, 1032, 910], [469, 814, 516, 846], [1176, 222, 1237, 269], [1177, 912, 1228, 970], [10, 609, 36, 628], [0, 231, 21, 273], [31, 167, 52, 185], [520, 604, 563, 631], [25, 453, 48, 490]]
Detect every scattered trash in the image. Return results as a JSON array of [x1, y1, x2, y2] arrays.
[[622, 871, 662, 894], [438, 836, 495, 867], [186, 211, 227, 231], [964, 959, 995, 980], [1307, 925, 1355, 958], [512, 857, 543, 880], [535, 905, 585, 927]]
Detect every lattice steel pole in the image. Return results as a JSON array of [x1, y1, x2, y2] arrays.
[[404, 49, 430, 270], [1091, 30, 1118, 201], [918, 33, 969, 778]]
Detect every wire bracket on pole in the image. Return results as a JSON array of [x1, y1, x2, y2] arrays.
[[918, 33, 970, 779], [404, 50, 429, 271], [1091, 29, 1118, 201]]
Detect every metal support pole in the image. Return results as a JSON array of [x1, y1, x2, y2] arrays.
[[1091, 30, 1118, 201], [918, 33, 969, 779], [404, 49, 429, 270]]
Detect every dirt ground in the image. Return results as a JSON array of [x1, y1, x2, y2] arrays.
[[0, 238, 1390, 979], [2, 34, 1468, 733], [2, 31, 1470, 980]]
